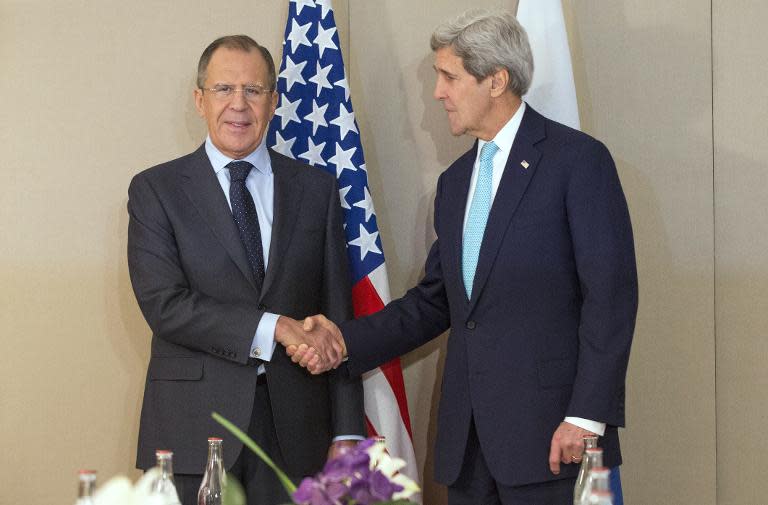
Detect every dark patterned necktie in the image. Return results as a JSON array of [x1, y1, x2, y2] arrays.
[[227, 160, 265, 287]]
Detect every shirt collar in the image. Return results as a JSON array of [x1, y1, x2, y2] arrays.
[[477, 101, 526, 159], [204, 136, 272, 176]]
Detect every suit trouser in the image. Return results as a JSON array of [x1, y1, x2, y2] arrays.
[[175, 375, 302, 505], [448, 418, 576, 505]]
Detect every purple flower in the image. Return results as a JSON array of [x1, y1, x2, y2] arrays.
[[293, 477, 332, 505], [292, 437, 410, 505]]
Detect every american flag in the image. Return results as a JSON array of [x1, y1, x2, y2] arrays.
[[266, 0, 420, 495]]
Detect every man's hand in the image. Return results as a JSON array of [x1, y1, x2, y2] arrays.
[[274, 315, 343, 371], [327, 439, 357, 460], [285, 314, 346, 374], [548, 421, 596, 474]]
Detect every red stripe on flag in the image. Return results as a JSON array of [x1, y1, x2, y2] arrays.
[[352, 276, 414, 438], [351, 275, 385, 318]]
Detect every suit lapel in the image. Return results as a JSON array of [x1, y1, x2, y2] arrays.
[[180, 145, 258, 292], [468, 106, 546, 311], [261, 150, 303, 297]]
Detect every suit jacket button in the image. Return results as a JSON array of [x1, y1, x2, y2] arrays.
[[466, 321, 476, 330]]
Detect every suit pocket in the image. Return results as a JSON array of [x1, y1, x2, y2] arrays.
[[537, 358, 576, 390], [148, 356, 203, 381]]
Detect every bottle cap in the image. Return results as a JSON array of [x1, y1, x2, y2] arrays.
[[208, 437, 223, 442], [78, 469, 97, 475], [155, 449, 173, 457]]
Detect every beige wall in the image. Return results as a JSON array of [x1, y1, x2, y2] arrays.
[[2, 1, 766, 504], [713, 2, 768, 504]]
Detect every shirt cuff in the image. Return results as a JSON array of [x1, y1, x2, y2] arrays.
[[251, 312, 279, 361], [564, 417, 606, 436], [332, 435, 366, 442]]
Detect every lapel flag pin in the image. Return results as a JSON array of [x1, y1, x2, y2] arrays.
[[521, 160, 529, 169]]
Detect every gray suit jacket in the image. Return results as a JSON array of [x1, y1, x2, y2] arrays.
[[128, 145, 364, 476]]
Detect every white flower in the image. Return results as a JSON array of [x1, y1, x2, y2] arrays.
[[365, 442, 420, 500], [86, 469, 170, 505]]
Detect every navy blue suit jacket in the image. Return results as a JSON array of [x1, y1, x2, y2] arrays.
[[342, 105, 637, 487]]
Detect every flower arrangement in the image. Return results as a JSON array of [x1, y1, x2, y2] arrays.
[[292, 438, 418, 505], [83, 468, 166, 505], [77, 413, 418, 505], [213, 412, 419, 505]]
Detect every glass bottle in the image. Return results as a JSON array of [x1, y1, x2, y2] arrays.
[[586, 489, 614, 505], [198, 438, 225, 505], [573, 446, 603, 505], [151, 450, 181, 505], [573, 435, 598, 504], [76, 470, 97, 505], [578, 466, 610, 505]]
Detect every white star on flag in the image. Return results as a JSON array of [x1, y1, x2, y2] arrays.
[[328, 143, 356, 177], [339, 185, 352, 210], [315, 0, 332, 19], [330, 102, 358, 140], [333, 73, 350, 101], [299, 138, 327, 167], [291, 0, 316, 17], [308, 61, 334, 97], [314, 24, 338, 58], [360, 163, 367, 173], [278, 55, 307, 92], [274, 96, 302, 129], [304, 99, 329, 135], [287, 18, 312, 54], [353, 187, 376, 222], [348, 223, 382, 260], [272, 131, 296, 158]]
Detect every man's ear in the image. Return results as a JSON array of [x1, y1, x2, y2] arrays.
[[193, 88, 205, 117], [489, 68, 509, 98]]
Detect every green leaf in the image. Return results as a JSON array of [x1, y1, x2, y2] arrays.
[[222, 475, 246, 505], [212, 412, 298, 494]]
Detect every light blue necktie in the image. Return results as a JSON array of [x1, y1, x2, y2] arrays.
[[462, 141, 499, 298]]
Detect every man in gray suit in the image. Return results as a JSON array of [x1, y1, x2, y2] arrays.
[[127, 35, 364, 505]]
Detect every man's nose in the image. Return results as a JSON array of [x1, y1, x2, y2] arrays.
[[229, 89, 248, 109], [433, 80, 445, 101]]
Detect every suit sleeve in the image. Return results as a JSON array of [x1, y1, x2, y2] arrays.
[[342, 175, 452, 377], [564, 140, 638, 427], [127, 173, 262, 364], [320, 178, 366, 438]]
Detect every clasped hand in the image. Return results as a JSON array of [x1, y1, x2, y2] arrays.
[[275, 314, 345, 374]]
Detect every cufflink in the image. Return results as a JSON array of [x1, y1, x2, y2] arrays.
[[251, 347, 261, 358]]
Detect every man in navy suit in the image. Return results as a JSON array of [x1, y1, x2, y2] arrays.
[[286, 9, 637, 505]]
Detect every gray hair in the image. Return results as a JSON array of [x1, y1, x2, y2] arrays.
[[430, 9, 533, 96], [197, 35, 276, 90]]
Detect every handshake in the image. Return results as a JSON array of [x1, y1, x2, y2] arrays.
[[274, 314, 346, 374]]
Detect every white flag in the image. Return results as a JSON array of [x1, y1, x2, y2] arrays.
[[518, 0, 580, 129]]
